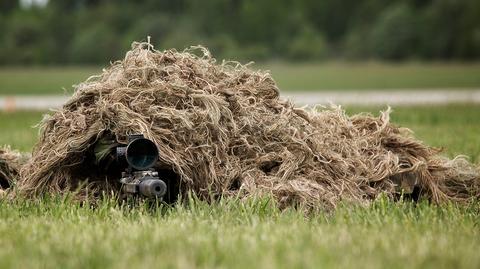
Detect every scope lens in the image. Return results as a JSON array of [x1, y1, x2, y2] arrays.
[[125, 138, 158, 170]]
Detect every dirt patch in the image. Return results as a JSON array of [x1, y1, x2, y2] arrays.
[[16, 42, 480, 210]]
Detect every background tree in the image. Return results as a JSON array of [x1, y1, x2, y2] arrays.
[[0, 0, 479, 64]]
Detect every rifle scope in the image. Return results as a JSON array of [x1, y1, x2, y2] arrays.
[[116, 135, 159, 170]]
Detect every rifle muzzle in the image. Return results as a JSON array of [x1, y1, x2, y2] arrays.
[[139, 179, 167, 198]]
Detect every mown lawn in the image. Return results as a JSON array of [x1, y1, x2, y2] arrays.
[[0, 111, 44, 152], [1, 104, 479, 269], [0, 66, 100, 95], [0, 196, 478, 269], [1, 62, 479, 95], [268, 62, 480, 91]]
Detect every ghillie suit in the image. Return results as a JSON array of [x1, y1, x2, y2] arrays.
[[0, 147, 25, 191], [17, 43, 480, 210]]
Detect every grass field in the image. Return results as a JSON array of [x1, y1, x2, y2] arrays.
[[1, 105, 479, 268], [0, 62, 479, 95], [0, 196, 479, 269]]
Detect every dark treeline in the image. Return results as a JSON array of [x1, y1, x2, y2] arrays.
[[0, 0, 479, 64]]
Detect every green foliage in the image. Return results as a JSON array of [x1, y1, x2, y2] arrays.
[[69, 23, 122, 63], [0, 10, 49, 64], [0, 0, 480, 63], [343, 27, 370, 59], [370, 4, 417, 60], [286, 26, 328, 60], [416, 0, 480, 59], [123, 14, 173, 48]]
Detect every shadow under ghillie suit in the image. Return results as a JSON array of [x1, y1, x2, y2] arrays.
[[16, 42, 480, 210], [0, 147, 24, 190]]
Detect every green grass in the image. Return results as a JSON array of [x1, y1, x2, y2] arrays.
[[1, 62, 479, 94], [0, 195, 479, 269], [0, 66, 100, 95], [266, 62, 480, 91], [0, 111, 44, 151], [1, 105, 480, 269]]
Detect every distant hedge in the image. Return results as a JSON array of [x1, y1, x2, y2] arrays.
[[1, 0, 479, 64]]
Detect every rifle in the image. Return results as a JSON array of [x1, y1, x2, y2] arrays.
[[115, 134, 167, 198]]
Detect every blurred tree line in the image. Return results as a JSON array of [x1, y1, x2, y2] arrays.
[[0, 0, 479, 64]]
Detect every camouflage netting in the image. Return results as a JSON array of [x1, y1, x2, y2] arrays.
[[16, 42, 480, 210], [0, 146, 25, 190]]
